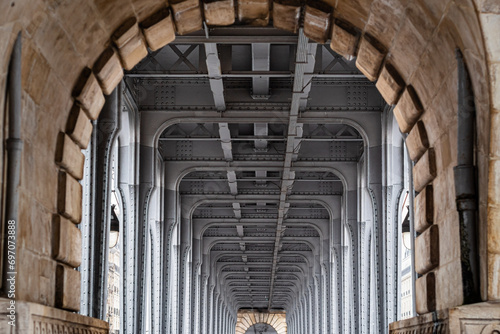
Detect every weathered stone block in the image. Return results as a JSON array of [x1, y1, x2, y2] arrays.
[[66, 104, 93, 149], [52, 215, 82, 268], [55, 133, 85, 180], [330, 22, 358, 59], [203, 0, 236, 26], [113, 17, 140, 47], [415, 224, 439, 275], [415, 185, 433, 233], [112, 17, 148, 70], [0, 298, 109, 333], [237, 0, 269, 26], [55, 264, 81, 311], [406, 121, 430, 162], [356, 34, 385, 81], [435, 259, 464, 310], [415, 272, 436, 314], [118, 33, 148, 71], [73, 67, 105, 121], [171, 0, 203, 34], [141, 8, 176, 51], [272, 0, 301, 34], [376, 63, 405, 105], [488, 252, 500, 300], [413, 148, 437, 192], [488, 204, 500, 253], [303, 0, 332, 44], [393, 85, 424, 133], [39, 257, 56, 306], [390, 302, 500, 333], [93, 47, 123, 95], [57, 172, 82, 224]]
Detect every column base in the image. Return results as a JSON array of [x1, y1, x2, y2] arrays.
[[0, 298, 109, 333], [389, 302, 500, 333]]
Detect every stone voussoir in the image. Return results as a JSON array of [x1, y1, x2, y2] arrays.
[[203, 0, 236, 27], [415, 185, 433, 233], [93, 46, 124, 95], [272, 0, 301, 34], [415, 224, 440, 275], [393, 85, 424, 133], [330, 21, 359, 59], [356, 34, 386, 82], [52, 215, 82, 268], [170, 0, 204, 35], [66, 104, 93, 150], [416, 271, 436, 314], [55, 132, 85, 180], [57, 171, 83, 224], [413, 147, 437, 192], [55, 264, 81, 312], [376, 62, 405, 105], [237, 0, 270, 26], [141, 8, 177, 51], [73, 67, 105, 121], [303, 0, 333, 44], [112, 17, 148, 71], [406, 120, 430, 162]]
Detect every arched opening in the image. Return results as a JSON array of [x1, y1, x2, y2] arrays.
[[0, 1, 499, 333], [246, 323, 278, 334]]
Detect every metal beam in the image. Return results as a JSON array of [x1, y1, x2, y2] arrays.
[[268, 29, 316, 310], [205, 43, 225, 111], [172, 27, 300, 44], [251, 43, 271, 99], [127, 71, 367, 79]]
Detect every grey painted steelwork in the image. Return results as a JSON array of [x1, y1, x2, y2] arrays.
[[81, 25, 413, 334], [89, 89, 120, 320]]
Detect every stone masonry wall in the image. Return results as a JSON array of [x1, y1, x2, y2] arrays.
[[0, 0, 497, 319]]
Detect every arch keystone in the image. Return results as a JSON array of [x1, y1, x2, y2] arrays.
[[170, 0, 203, 35], [203, 0, 236, 26], [237, 0, 270, 26]]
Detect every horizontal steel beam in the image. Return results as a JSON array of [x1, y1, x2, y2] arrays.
[[127, 71, 365, 78]]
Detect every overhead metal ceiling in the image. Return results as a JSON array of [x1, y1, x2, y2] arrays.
[[125, 26, 384, 311]]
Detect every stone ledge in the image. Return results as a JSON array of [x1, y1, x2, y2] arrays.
[[389, 302, 500, 333], [0, 298, 108, 333]]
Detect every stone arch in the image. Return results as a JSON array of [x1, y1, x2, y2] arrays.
[[1, 0, 498, 313], [235, 310, 287, 334]]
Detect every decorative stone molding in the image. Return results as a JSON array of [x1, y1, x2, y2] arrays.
[[389, 302, 500, 334], [0, 298, 109, 333]]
